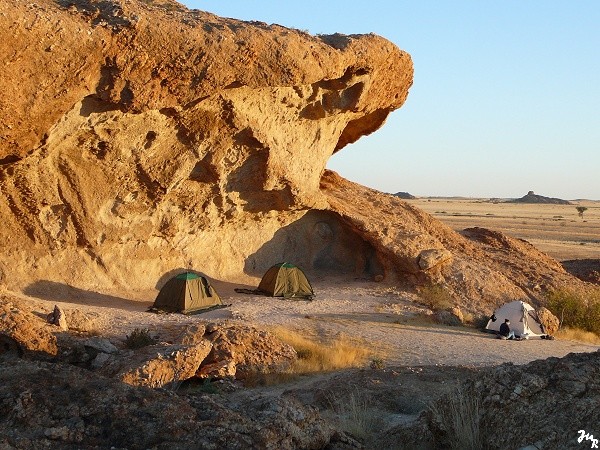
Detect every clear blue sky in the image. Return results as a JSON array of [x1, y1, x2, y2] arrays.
[[182, 1, 599, 199]]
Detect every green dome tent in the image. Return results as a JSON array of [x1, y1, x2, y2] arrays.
[[152, 272, 222, 314], [258, 262, 314, 299]]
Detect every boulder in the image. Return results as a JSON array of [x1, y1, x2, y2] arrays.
[[84, 337, 119, 354], [63, 309, 104, 334], [418, 249, 453, 271], [0, 297, 57, 357], [198, 324, 297, 380], [118, 340, 213, 388], [536, 307, 560, 336]]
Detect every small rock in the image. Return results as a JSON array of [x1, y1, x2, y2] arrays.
[[46, 305, 68, 331], [84, 337, 118, 354], [91, 352, 111, 369]]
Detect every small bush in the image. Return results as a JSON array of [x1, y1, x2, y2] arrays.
[[546, 288, 600, 335], [418, 283, 454, 311], [370, 358, 385, 370], [177, 377, 222, 394], [125, 328, 156, 349]]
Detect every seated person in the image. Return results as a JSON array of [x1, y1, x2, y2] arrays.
[[499, 319, 517, 340]]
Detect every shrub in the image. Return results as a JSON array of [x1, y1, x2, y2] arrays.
[[546, 288, 600, 335], [418, 283, 454, 311], [370, 358, 385, 370], [470, 314, 490, 330], [124, 328, 156, 349]]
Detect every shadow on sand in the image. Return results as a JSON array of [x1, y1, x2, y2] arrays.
[[308, 312, 487, 338], [23, 280, 148, 310], [24, 272, 255, 311]]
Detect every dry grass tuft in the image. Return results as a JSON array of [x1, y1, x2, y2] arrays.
[[429, 386, 482, 450], [326, 389, 382, 443], [271, 327, 371, 373], [556, 327, 600, 345]]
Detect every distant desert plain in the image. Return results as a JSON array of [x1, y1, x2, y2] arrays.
[[407, 197, 600, 261]]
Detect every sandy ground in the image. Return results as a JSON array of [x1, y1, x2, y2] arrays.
[[12, 277, 599, 369], [408, 198, 600, 261]]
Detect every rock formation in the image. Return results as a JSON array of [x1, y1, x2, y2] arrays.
[[509, 191, 572, 205], [0, 358, 341, 449], [0, 0, 591, 314], [388, 350, 600, 449]]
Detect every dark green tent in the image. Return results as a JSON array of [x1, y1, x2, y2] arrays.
[[258, 262, 314, 299], [153, 272, 222, 314]]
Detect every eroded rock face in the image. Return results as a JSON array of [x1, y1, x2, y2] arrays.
[[0, 0, 412, 293], [0, 0, 590, 314]]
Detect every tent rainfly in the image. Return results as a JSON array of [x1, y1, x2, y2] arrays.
[[258, 262, 314, 300], [152, 272, 222, 314], [485, 300, 546, 338]]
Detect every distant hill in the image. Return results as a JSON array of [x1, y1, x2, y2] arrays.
[[393, 192, 416, 199], [508, 191, 572, 205]]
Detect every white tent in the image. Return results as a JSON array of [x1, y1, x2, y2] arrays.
[[485, 300, 546, 338]]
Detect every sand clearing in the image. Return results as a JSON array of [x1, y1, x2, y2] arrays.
[[14, 278, 599, 369]]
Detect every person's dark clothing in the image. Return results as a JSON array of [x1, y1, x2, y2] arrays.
[[499, 322, 510, 337]]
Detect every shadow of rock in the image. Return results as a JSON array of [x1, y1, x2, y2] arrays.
[[244, 209, 385, 280], [23, 280, 142, 309]]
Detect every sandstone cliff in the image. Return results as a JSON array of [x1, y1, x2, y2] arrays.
[[0, 0, 587, 311]]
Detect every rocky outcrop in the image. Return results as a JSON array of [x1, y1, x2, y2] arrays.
[[386, 350, 600, 449], [59, 320, 297, 386], [0, 296, 58, 358], [118, 340, 213, 388], [322, 174, 587, 312], [0, 0, 591, 314], [509, 191, 572, 205], [393, 192, 415, 199], [0, 359, 339, 449], [0, 0, 413, 291]]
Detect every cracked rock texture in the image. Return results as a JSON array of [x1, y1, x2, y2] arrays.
[[0, 0, 590, 312]]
